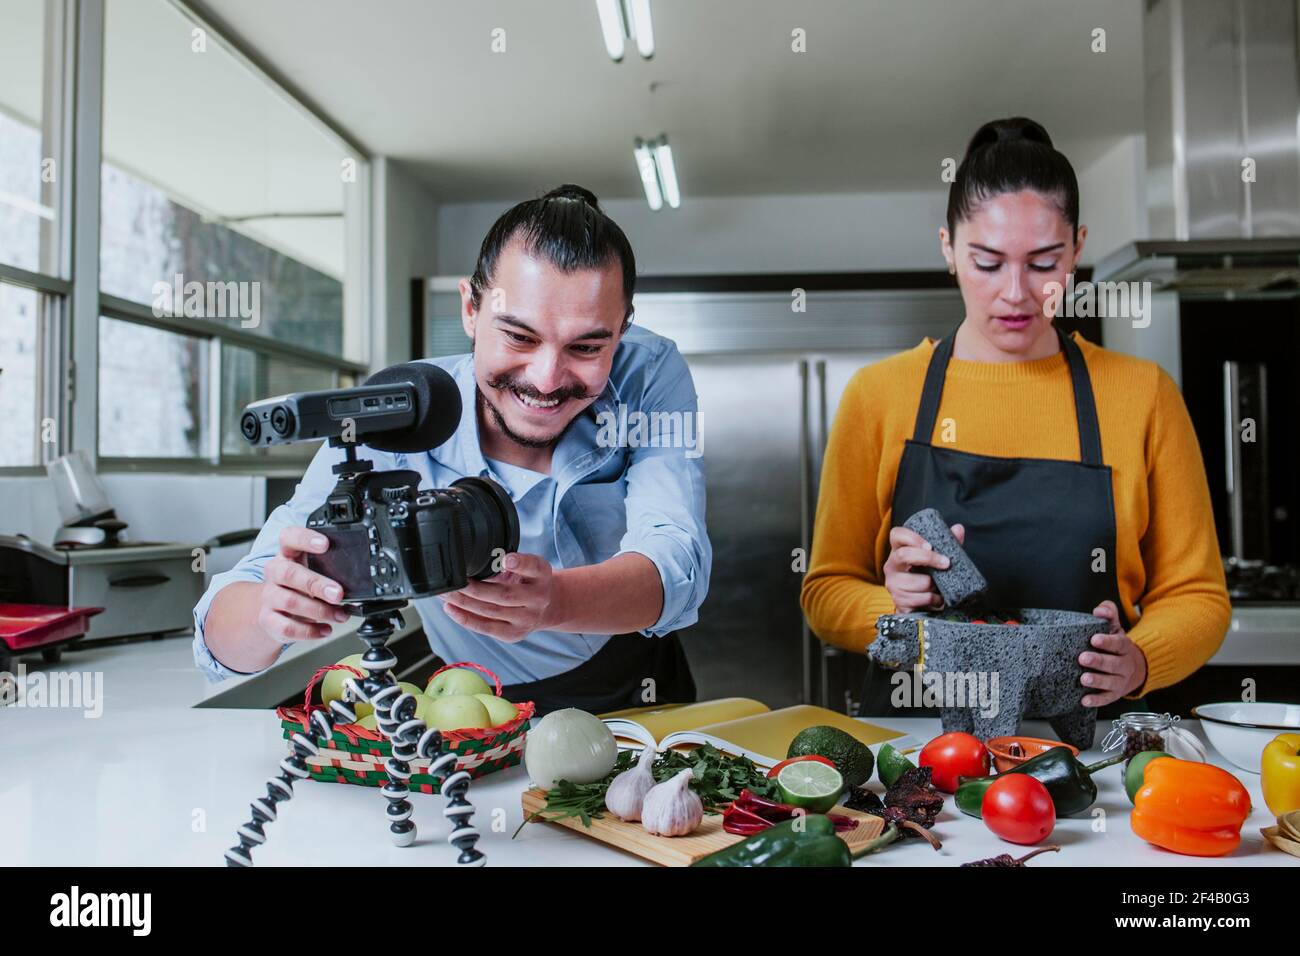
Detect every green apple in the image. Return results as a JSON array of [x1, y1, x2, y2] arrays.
[[426, 668, 491, 699], [474, 693, 518, 726], [323, 654, 376, 716], [356, 713, 378, 730], [423, 694, 491, 731]]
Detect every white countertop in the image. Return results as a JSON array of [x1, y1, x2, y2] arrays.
[[2, 649, 1292, 866]]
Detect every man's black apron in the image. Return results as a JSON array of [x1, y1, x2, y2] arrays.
[[859, 327, 1142, 718], [499, 632, 696, 718]]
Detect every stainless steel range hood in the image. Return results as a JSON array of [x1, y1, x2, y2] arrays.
[[1093, 0, 1300, 294], [1094, 238, 1300, 298]]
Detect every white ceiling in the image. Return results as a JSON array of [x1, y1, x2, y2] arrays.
[[200, 0, 1146, 202]]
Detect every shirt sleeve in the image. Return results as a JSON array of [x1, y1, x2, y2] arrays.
[[1126, 368, 1232, 697], [614, 340, 712, 636], [191, 440, 373, 682], [800, 367, 897, 651]]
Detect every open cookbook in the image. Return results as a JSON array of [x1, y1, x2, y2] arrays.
[[597, 698, 910, 767]]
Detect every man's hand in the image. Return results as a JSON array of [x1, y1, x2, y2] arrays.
[[257, 527, 351, 643], [1078, 600, 1148, 707], [439, 552, 558, 643]]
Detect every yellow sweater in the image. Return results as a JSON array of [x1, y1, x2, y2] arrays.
[[799, 331, 1230, 698]]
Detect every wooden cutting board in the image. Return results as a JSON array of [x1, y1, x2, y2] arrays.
[[520, 787, 885, 866]]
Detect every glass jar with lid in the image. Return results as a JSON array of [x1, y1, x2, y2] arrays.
[[1100, 712, 1175, 761]]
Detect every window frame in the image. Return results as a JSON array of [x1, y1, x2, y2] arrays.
[[0, 0, 375, 478], [0, 0, 74, 475]]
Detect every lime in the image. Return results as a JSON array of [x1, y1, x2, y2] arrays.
[[776, 760, 845, 813]]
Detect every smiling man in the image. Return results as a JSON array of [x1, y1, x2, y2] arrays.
[[193, 184, 711, 714]]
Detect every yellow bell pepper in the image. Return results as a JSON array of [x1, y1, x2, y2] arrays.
[[1262, 733, 1300, 817]]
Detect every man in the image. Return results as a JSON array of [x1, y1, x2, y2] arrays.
[[193, 184, 710, 714]]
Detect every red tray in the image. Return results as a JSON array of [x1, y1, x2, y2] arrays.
[[0, 603, 105, 651]]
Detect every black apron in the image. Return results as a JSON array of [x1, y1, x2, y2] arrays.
[[500, 631, 697, 718], [860, 327, 1141, 718]]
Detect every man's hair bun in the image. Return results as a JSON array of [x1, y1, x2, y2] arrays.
[[542, 183, 601, 208]]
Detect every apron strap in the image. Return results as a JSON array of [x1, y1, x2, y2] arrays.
[[911, 330, 957, 443], [1060, 330, 1104, 466], [911, 327, 1104, 466]]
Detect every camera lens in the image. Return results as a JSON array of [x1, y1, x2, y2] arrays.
[[269, 405, 295, 437], [446, 476, 520, 579], [239, 411, 261, 443]]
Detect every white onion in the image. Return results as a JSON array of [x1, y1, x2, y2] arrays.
[[524, 708, 618, 790]]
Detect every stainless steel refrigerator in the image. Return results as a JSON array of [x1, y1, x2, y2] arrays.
[[631, 287, 961, 711]]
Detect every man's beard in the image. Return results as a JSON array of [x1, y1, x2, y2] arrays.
[[478, 373, 589, 450]]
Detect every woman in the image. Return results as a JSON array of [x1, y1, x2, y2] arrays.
[[800, 117, 1230, 720]]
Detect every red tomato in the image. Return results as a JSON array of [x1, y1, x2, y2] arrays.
[[767, 755, 836, 778], [919, 732, 990, 792], [982, 775, 1056, 845]]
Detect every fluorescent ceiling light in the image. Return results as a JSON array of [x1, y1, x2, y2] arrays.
[[597, 0, 654, 61], [628, 0, 655, 59], [595, 0, 626, 62], [634, 135, 679, 211], [634, 138, 663, 211], [652, 138, 679, 208]]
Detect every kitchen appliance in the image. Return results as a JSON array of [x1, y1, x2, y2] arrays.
[[0, 535, 205, 643], [0, 452, 256, 643], [0, 603, 104, 673], [631, 281, 960, 712]]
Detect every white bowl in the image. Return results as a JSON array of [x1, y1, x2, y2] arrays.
[[1191, 702, 1300, 773]]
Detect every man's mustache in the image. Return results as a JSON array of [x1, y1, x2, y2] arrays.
[[486, 373, 588, 403]]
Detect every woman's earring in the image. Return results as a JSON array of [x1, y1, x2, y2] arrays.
[[947, 263, 956, 275]]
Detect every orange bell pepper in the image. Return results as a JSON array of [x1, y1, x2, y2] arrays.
[[1130, 758, 1251, 857], [1261, 733, 1300, 817]]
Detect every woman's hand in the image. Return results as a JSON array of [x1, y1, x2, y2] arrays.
[[1078, 600, 1148, 707], [883, 523, 965, 613]]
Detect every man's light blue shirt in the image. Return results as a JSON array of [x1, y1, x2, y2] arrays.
[[191, 325, 710, 686]]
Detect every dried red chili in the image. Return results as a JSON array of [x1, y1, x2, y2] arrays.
[[721, 788, 859, 836]]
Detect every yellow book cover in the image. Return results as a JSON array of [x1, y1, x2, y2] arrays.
[[598, 699, 904, 767]]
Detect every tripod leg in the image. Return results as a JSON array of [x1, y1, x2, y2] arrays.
[[370, 678, 420, 847], [420, 730, 486, 866], [224, 701, 356, 866]]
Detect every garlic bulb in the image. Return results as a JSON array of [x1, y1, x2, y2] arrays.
[[605, 746, 657, 821], [640, 768, 703, 837]]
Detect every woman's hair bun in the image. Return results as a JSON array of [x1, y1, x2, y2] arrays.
[[946, 115, 1079, 240], [543, 183, 601, 207], [964, 117, 1054, 161]]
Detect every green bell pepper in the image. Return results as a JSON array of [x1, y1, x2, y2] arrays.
[[955, 746, 1125, 818]]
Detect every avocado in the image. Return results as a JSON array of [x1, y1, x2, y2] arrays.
[[787, 725, 875, 789]]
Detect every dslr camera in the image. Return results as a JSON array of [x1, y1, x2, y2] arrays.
[[240, 363, 519, 605]]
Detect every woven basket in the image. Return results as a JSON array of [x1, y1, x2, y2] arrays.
[[277, 661, 534, 793]]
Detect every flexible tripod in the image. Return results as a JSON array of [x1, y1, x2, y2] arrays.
[[224, 600, 485, 867]]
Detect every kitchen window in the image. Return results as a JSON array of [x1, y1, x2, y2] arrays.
[[0, 284, 44, 467], [95, 0, 369, 468], [0, 0, 70, 471]]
